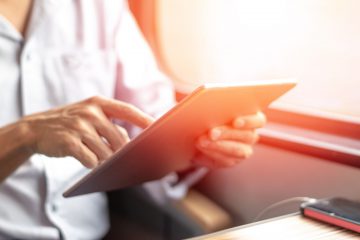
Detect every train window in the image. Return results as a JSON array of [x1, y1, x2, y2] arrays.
[[155, 0, 360, 119]]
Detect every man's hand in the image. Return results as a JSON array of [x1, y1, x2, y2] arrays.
[[194, 112, 266, 169], [22, 96, 154, 168]]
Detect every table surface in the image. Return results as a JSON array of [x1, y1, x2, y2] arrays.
[[189, 213, 360, 240]]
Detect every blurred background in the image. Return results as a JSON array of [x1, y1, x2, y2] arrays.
[[110, 0, 360, 239], [131, 0, 360, 118]]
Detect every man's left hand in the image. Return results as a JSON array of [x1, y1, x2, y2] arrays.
[[193, 112, 266, 169]]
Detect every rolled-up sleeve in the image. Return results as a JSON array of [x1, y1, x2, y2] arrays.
[[114, 2, 175, 121], [113, 3, 207, 203]]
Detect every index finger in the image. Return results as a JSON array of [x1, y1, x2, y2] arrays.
[[92, 96, 155, 128], [232, 112, 266, 129]]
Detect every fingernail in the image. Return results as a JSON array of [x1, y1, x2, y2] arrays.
[[210, 129, 221, 140], [235, 119, 245, 128]]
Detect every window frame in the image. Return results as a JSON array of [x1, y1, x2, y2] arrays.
[[259, 106, 360, 168]]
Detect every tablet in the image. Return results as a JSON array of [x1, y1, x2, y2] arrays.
[[64, 79, 297, 197]]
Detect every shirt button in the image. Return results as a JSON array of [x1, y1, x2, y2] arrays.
[[51, 204, 58, 212], [25, 53, 32, 61]]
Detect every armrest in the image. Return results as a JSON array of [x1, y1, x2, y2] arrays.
[[170, 189, 233, 233]]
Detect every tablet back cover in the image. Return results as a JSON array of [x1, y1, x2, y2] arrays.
[[64, 79, 296, 197]]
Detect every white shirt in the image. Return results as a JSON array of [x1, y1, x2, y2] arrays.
[[0, 1, 206, 239]]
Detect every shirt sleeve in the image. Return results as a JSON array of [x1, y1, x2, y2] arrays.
[[113, 2, 207, 203], [143, 167, 209, 205], [113, 1, 175, 123]]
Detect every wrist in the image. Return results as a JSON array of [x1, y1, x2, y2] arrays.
[[0, 120, 35, 182], [17, 119, 36, 155]]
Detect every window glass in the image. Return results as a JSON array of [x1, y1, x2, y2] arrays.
[[157, 0, 360, 120]]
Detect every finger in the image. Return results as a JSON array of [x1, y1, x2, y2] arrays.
[[114, 125, 130, 147], [81, 132, 113, 162], [89, 96, 154, 128], [64, 137, 98, 168], [209, 126, 259, 144], [197, 136, 253, 159], [89, 110, 130, 151], [233, 111, 266, 129], [194, 149, 243, 169], [66, 116, 114, 159]]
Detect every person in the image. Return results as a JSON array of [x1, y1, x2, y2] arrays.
[[0, 0, 266, 239]]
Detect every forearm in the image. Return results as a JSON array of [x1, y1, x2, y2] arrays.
[[0, 121, 33, 183]]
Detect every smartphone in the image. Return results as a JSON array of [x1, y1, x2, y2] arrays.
[[301, 197, 360, 233]]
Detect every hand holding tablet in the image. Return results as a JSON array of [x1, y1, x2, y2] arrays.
[[194, 112, 266, 169], [64, 79, 297, 197]]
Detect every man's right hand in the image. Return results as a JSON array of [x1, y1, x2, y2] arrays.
[[22, 96, 154, 168]]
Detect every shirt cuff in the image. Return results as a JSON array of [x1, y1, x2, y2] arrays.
[[143, 167, 208, 205]]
